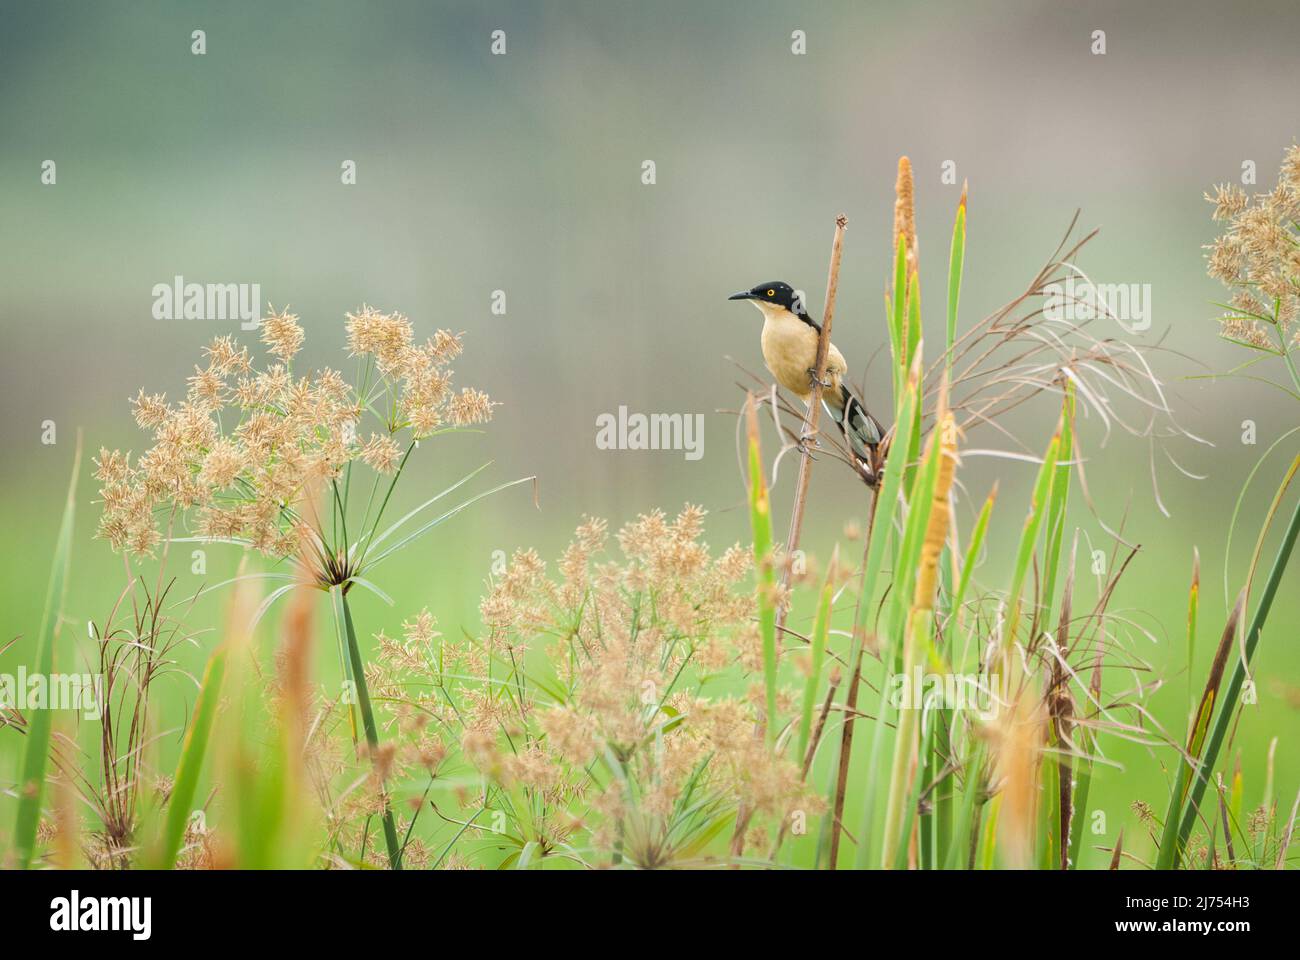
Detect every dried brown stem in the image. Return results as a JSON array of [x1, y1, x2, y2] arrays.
[[766, 677, 840, 864], [828, 487, 880, 868], [732, 216, 846, 868], [775, 214, 848, 630]]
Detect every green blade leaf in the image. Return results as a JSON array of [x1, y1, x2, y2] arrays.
[[745, 395, 778, 745], [945, 188, 966, 375], [797, 552, 835, 761], [158, 646, 228, 869], [13, 437, 80, 869], [1172, 465, 1300, 864]]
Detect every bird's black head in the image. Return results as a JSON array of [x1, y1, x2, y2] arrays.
[[728, 281, 804, 314]]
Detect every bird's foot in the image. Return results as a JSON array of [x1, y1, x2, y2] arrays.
[[807, 367, 833, 391], [796, 430, 822, 458]]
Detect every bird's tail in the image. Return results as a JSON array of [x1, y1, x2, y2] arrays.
[[822, 382, 886, 487]]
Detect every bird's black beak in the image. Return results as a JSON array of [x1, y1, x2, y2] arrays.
[[728, 290, 756, 301]]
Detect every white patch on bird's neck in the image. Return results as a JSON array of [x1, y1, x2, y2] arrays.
[[751, 299, 807, 338], [749, 300, 796, 322]]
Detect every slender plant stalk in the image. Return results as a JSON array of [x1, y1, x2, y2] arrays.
[[736, 216, 844, 863], [727, 396, 778, 866], [12, 435, 80, 869], [774, 214, 848, 633], [951, 486, 996, 628], [945, 184, 966, 377], [824, 489, 880, 868], [332, 586, 402, 869], [947, 739, 986, 870], [832, 359, 920, 868], [159, 645, 227, 868], [1155, 590, 1244, 868], [797, 550, 836, 762], [1045, 538, 1077, 870], [888, 236, 908, 412], [919, 716, 935, 869], [1002, 429, 1062, 666], [1170, 492, 1300, 865], [881, 411, 955, 867], [900, 274, 923, 494], [1037, 389, 1074, 869], [1187, 549, 1200, 721], [1067, 623, 1105, 869], [744, 395, 778, 745], [770, 677, 839, 863], [927, 522, 957, 870], [935, 485, 994, 869]]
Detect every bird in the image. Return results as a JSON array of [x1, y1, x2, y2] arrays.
[[729, 281, 886, 486]]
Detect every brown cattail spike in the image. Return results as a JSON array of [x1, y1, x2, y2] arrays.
[[893, 156, 918, 275]]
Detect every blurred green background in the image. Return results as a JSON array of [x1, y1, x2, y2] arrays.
[[2, 0, 1298, 867]]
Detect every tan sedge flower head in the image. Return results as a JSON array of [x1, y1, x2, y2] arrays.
[[260, 306, 304, 361], [1204, 182, 1248, 221], [1220, 317, 1272, 350], [1205, 145, 1300, 346], [449, 387, 493, 426], [203, 335, 251, 376], [96, 304, 493, 560], [360, 433, 402, 473], [130, 389, 171, 430]]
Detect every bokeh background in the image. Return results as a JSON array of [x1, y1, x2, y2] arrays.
[[2, 0, 1298, 867]]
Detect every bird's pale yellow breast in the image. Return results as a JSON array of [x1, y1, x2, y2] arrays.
[[757, 305, 845, 401]]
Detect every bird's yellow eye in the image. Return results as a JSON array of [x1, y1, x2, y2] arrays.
[[766, 289, 775, 297]]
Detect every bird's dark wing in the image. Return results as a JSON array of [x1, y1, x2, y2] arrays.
[[823, 382, 886, 487]]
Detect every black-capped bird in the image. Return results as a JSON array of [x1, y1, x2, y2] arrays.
[[729, 281, 886, 486]]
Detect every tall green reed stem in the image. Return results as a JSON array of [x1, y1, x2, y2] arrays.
[[159, 645, 227, 868], [331, 586, 402, 869], [1169, 493, 1300, 865], [13, 436, 80, 869]]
